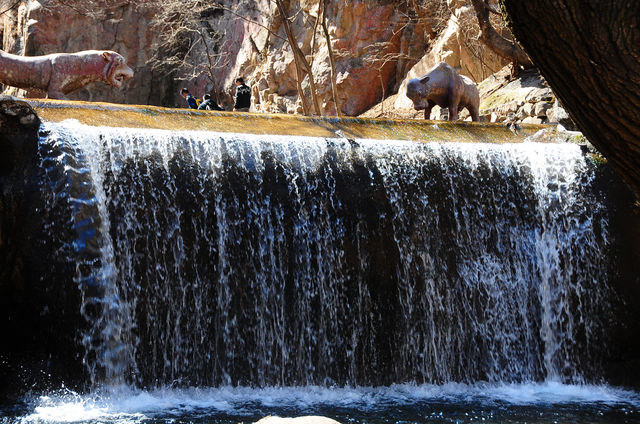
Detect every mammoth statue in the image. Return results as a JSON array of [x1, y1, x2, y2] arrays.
[[406, 62, 480, 121], [0, 49, 134, 100]]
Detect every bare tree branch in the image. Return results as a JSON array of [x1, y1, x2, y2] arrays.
[[363, 41, 411, 114], [469, 0, 533, 68], [275, 0, 322, 116], [0, 0, 21, 17]]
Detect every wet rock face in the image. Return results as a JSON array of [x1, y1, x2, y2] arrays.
[[0, 96, 85, 400], [0, 95, 40, 178]]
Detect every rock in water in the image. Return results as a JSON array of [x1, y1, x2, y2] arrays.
[[255, 416, 342, 424]]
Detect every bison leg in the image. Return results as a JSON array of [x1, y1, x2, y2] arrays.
[[468, 104, 480, 122], [448, 103, 459, 121], [424, 100, 434, 120]]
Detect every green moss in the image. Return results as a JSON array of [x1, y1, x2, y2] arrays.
[[498, 1, 515, 30], [480, 91, 517, 112], [587, 153, 607, 166], [567, 133, 588, 145]]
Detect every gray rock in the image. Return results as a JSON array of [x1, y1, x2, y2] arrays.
[[520, 102, 535, 117], [547, 99, 578, 130], [525, 87, 554, 103], [521, 116, 543, 124], [534, 101, 553, 117], [496, 100, 520, 116]]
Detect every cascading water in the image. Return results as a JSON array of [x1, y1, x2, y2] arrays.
[[35, 120, 614, 390]]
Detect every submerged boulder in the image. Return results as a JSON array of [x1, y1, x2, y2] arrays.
[[255, 417, 342, 424]]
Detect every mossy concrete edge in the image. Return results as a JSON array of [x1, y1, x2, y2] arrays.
[[28, 99, 556, 143]]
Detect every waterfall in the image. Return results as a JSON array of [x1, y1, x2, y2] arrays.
[[38, 120, 612, 389]]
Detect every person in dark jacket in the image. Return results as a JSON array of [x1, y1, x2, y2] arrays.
[[180, 87, 198, 109], [233, 77, 251, 112], [198, 94, 224, 111]]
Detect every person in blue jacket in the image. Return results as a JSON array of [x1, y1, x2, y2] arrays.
[[180, 87, 198, 109]]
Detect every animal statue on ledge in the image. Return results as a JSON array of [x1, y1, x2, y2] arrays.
[[0, 50, 134, 100], [406, 62, 480, 121]]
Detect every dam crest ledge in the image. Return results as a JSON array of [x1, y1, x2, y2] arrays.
[[26, 98, 555, 143]]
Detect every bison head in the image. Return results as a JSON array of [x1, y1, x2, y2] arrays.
[[102, 51, 134, 88], [406, 76, 431, 110]]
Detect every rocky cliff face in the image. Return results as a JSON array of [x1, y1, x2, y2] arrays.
[[1, 1, 171, 105], [1, 0, 510, 116]]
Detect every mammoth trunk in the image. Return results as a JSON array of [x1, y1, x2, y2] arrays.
[[29, 121, 631, 389]]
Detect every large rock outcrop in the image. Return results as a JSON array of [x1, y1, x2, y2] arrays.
[[1, 0, 513, 116], [1, 0, 432, 114], [192, 0, 432, 116]]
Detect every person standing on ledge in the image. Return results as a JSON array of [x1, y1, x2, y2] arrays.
[[180, 87, 198, 109], [233, 77, 251, 112]]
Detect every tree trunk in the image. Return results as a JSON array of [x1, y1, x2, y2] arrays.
[[275, 0, 322, 116], [321, 0, 342, 117], [499, 0, 640, 198]]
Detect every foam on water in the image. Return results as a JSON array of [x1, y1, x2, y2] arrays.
[[18, 384, 640, 423]]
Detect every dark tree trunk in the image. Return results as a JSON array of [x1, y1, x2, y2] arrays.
[[499, 0, 640, 198]]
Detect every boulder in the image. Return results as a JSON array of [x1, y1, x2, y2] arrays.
[[255, 417, 342, 424], [478, 66, 554, 123], [534, 101, 552, 117], [521, 116, 543, 125], [547, 99, 578, 130], [0, 95, 39, 177]]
